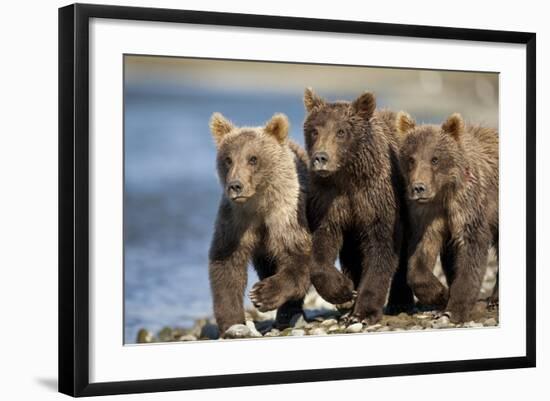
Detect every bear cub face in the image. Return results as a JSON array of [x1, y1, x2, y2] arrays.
[[303, 88, 376, 178], [397, 112, 465, 204], [210, 112, 290, 204]]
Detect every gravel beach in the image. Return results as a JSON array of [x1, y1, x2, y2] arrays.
[[136, 256, 498, 343]]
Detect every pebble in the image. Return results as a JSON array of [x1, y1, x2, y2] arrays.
[[224, 324, 252, 339], [280, 328, 293, 336], [364, 323, 382, 332], [246, 320, 263, 337], [158, 327, 173, 342], [346, 323, 363, 333], [200, 323, 220, 340], [177, 334, 197, 341], [431, 316, 451, 329], [377, 326, 391, 332], [410, 325, 423, 331], [291, 329, 306, 336], [464, 321, 484, 328], [484, 318, 498, 327], [386, 317, 408, 328], [321, 319, 338, 327], [264, 329, 280, 337], [136, 329, 153, 343], [327, 324, 340, 333], [309, 327, 327, 336]]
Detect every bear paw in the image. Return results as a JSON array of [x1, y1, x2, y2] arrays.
[[249, 278, 286, 312], [311, 269, 355, 305]]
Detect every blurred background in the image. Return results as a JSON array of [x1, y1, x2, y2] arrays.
[[124, 55, 498, 344]]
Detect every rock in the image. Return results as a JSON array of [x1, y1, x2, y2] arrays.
[[291, 329, 306, 336], [309, 327, 327, 336], [136, 329, 153, 343], [178, 334, 197, 341], [392, 328, 405, 332], [158, 326, 174, 342], [410, 325, 423, 331], [245, 320, 262, 337], [377, 326, 391, 332], [264, 328, 280, 337], [346, 323, 363, 333], [464, 321, 484, 328], [385, 317, 408, 328], [224, 324, 252, 339], [200, 323, 220, 340], [484, 318, 498, 327], [420, 319, 433, 329], [364, 323, 382, 332], [431, 315, 451, 329], [327, 324, 340, 332], [321, 319, 338, 327]]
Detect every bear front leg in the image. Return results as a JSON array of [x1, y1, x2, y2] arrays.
[[310, 225, 355, 305], [209, 249, 250, 334], [445, 238, 489, 322], [250, 251, 310, 312], [407, 234, 449, 308], [347, 224, 399, 324]]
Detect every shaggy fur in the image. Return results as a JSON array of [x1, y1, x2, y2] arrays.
[[396, 111, 499, 322], [303, 88, 414, 324], [208, 113, 311, 333]]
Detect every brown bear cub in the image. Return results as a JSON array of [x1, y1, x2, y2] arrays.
[[303, 88, 414, 325], [208, 112, 311, 333], [396, 112, 499, 322]]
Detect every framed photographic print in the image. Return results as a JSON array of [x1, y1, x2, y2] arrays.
[[58, 3, 536, 397]]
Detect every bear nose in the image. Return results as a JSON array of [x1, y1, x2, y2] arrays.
[[412, 183, 427, 195], [313, 152, 329, 167], [227, 180, 243, 194]]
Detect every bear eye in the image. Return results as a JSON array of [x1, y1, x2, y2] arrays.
[[431, 157, 439, 165], [248, 156, 258, 166], [311, 129, 318, 138], [224, 157, 232, 166], [408, 157, 415, 165], [336, 129, 346, 139]]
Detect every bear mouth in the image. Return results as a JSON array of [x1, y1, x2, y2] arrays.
[[313, 169, 332, 178], [411, 197, 433, 204], [230, 195, 250, 203]]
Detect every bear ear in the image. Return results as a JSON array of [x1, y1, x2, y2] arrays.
[[209, 112, 234, 146], [352, 92, 376, 120], [396, 111, 416, 137], [264, 113, 290, 144], [441, 113, 464, 141], [304, 87, 325, 112]]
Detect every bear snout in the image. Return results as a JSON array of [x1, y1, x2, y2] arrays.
[[226, 180, 246, 201], [312, 151, 331, 174], [409, 182, 433, 202]]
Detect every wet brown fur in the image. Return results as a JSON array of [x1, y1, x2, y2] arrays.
[[208, 113, 311, 333], [303, 88, 414, 324], [397, 112, 499, 322]]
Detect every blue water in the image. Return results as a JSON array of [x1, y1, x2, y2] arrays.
[[123, 86, 331, 344]]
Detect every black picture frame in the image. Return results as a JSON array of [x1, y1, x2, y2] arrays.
[[59, 3, 536, 397]]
